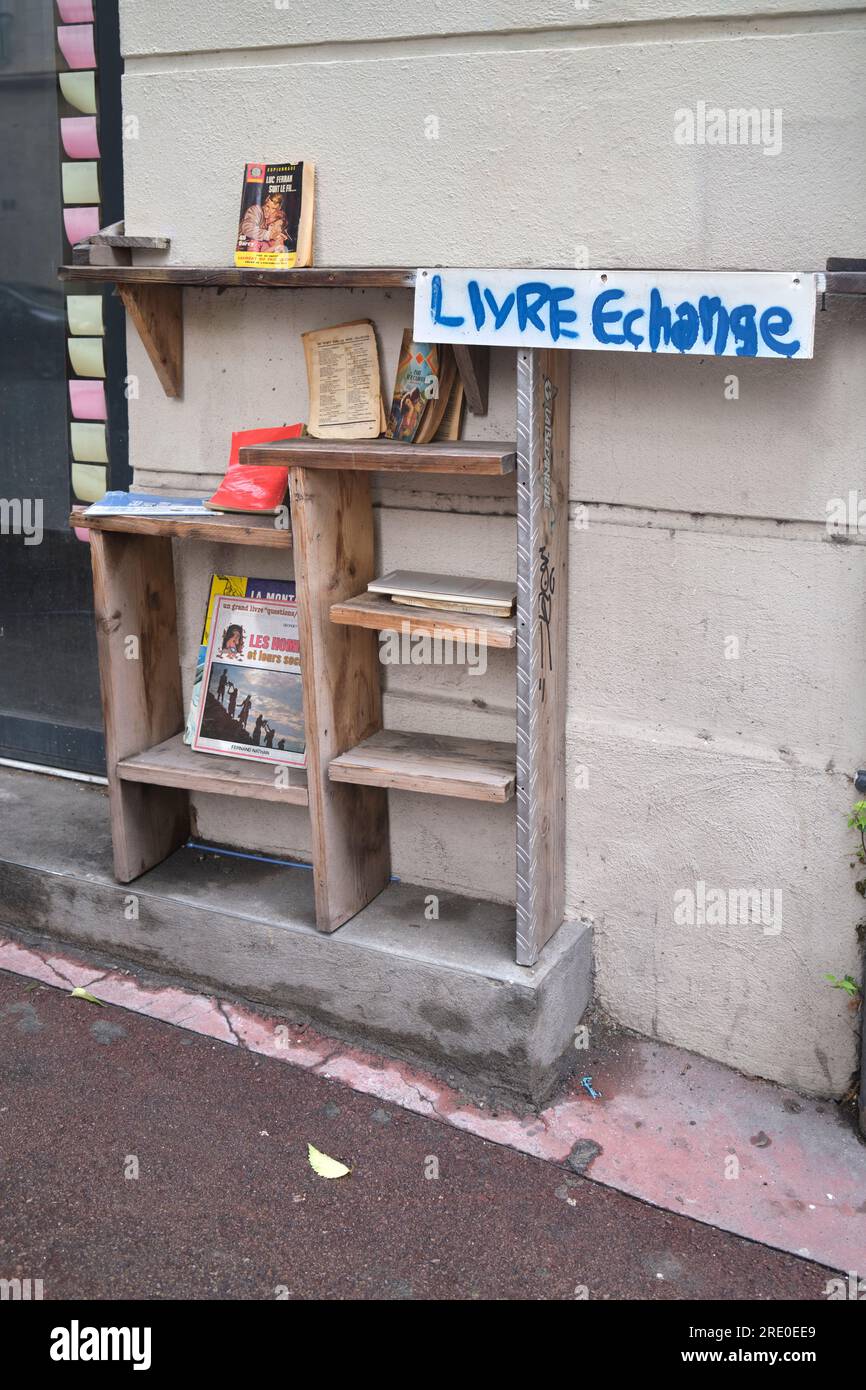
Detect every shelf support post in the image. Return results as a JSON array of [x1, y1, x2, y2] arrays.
[[289, 466, 391, 931], [515, 348, 571, 965], [89, 530, 189, 881]]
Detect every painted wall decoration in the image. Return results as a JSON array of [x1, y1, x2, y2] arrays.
[[414, 269, 819, 360], [56, 1, 106, 509]]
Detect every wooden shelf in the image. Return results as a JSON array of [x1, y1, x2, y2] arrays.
[[329, 730, 516, 803], [117, 733, 308, 806], [59, 265, 416, 289], [241, 438, 515, 475], [75, 277, 569, 958], [70, 506, 291, 549], [330, 592, 516, 649]]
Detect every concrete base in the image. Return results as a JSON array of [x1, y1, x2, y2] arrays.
[[0, 766, 591, 1104]]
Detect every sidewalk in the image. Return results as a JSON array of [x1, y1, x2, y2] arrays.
[[0, 966, 837, 1301]]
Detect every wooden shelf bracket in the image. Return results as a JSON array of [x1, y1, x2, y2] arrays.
[[116, 281, 184, 399]]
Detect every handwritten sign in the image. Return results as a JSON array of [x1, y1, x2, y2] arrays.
[[414, 269, 818, 359]]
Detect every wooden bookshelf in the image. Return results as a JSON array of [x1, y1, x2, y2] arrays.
[[329, 731, 516, 803], [74, 345, 569, 964], [240, 438, 515, 475], [70, 506, 291, 549], [330, 592, 517, 649], [117, 733, 308, 805], [59, 265, 416, 289], [59, 262, 417, 401]]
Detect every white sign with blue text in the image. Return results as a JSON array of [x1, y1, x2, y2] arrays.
[[413, 268, 818, 360]]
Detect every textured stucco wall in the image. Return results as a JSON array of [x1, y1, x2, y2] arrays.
[[118, 1, 866, 1096]]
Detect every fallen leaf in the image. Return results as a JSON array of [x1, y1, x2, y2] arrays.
[[307, 1143, 351, 1179], [69, 987, 104, 1006]]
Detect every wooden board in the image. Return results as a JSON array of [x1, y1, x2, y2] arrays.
[[60, 265, 416, 289], [289, 466, 390, 931], [329, 730, 516, 803], [330, 591, 516, 649], [452, 343, 490, 416], [117, 733, 309, 806], [89, 530, 189, 882], [70, 507, 292, 549], [241, 438, 516, 475], [514, 348, 570, 965], [117, 281, 183, 397]]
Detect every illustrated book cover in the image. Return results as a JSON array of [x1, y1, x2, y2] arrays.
[[234, 161, 315, 270], [184, 575, 298, 745], [192, 593, 305, 766], [385, 331, 439, 442]]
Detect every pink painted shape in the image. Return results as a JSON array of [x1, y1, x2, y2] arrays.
[[74, 527, 91, 542], [57, 23, 96, 70], [63, 205, 100, 247], [92, 974, 236, 1042], [219, 1001, 335, 1069], [68, 378, 106, 421], [61, 115, 100, 160], [0, 938, 104, 991], [58, 0, 94, 22]]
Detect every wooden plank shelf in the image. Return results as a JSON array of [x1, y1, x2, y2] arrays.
[[117, 733, 309, 806], [59, 265, 416, 289], [330, 592, 517, 649], [240, 438, 516, 475], [328, 730, 516, 803], [70, 506, 291, 549]]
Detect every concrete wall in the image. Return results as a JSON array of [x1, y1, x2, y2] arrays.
[[118, 1, 866, 1096]]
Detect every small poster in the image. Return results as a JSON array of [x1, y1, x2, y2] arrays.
[[192, 594, 305, 767]]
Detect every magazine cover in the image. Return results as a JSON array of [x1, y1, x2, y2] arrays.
[[234, 161, 315, 269], [193, 594, 304, 766], [183, 575, 297, 745]]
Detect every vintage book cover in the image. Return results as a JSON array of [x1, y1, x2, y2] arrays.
[[415, 345, 457, 444], [385, 331, 439, 442], [302, 319, 381, 439], [184, 575, 297, 745], [234, 161, 315, 269], [205, 423, 304, 514], [193, 594, 305, 766], [204, 469, 289, 514]]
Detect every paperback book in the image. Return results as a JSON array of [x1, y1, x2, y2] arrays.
[[184, 574, 297, 745], [302, 320, 381, 439], [385, 331, 440, 442], [192, 593, 305, 766], [204, 423, 305, 515], [234, 161, 315, 270]]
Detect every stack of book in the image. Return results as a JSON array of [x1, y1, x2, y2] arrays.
[[369, 571, 516, 618]]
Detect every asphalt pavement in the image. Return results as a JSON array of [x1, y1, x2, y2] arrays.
[[0, 968, 836, 1301]]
